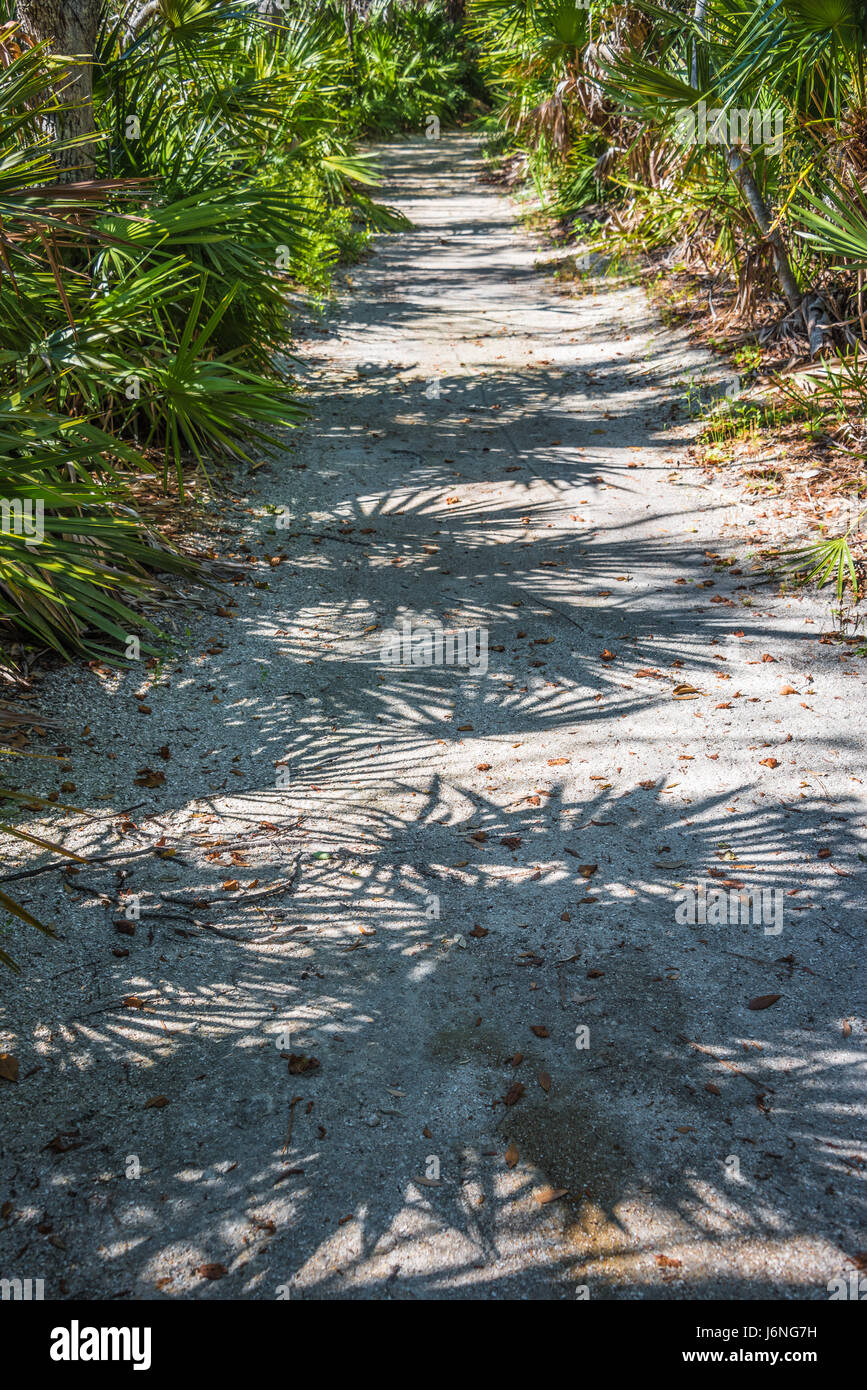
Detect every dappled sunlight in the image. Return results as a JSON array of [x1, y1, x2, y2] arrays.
[[1, 134, 863, 1302]]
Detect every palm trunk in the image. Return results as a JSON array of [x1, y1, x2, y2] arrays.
[[690, 0, 705, 89], [17, 0, 102, 178], [690, 0, 801, 312], [725, 147, 802, 310]]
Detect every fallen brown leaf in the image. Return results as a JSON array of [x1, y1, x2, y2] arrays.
[[0, 1053, 19, 1083], [748, 993, 781, 1011], [134, 768, 165, 788], [42, 1131, 82, 1154], [287, 1053, 320, 1075], [535, 1186, 568, 1204]]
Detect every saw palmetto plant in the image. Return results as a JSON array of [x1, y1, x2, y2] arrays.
[[346, 0, 479, 132], [470, 0, 867, 589], [0, 0, 427, 674], [0, 0, 471, 966], [5, 0, 867, 964]]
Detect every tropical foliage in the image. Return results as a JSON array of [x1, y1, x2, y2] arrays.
[[469, 0, 867, 592], [5, 0, 866, 959], [0, 0, 471, 964], [345, 0, 483, 133], [0, 0, 477, 679]]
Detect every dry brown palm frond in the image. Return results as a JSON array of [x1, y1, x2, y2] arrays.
[[528, 82, 572, 152], [0, 19, 29, 69], [625, 129, 679, 190], [576, 6, 653, 125], [0, 702, 60, 729], [593, 142, 623, 179], [830, 107, 867, 187]]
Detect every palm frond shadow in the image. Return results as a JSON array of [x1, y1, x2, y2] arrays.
[[3, 761, 862, 1297], [2, 133, 863, 1301]]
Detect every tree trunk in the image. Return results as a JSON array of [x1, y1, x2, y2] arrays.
[[690, 0, 802, 312], [17, 0, 102, 178], [725, 147, 802, 311], [690, 0, 706, 90], [256, 1, 285, 29]]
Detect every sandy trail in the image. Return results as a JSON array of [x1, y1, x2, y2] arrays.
[[1, 134, 864, 1301]]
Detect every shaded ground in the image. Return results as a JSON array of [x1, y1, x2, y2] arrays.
[[0, 134, 865, 1301]]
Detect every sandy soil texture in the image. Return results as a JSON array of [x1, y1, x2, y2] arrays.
[[0, 135, 864, 1301]]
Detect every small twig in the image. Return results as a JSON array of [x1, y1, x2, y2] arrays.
[[0, 843, 171, 885], [282, 1095, 302, 1155], [63, 880, 116, 901], [688, 1041, 773, 1094], [143, 908, 246, 942]]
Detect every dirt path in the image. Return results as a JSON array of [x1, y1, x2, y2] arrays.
[[1, 134, 864, 1301]]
